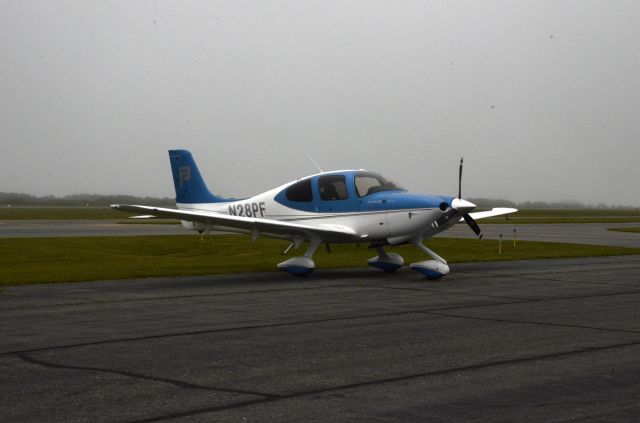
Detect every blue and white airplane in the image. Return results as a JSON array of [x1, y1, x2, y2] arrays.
[[112, 150, 517, 278]]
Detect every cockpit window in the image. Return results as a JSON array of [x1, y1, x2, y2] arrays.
[[285, 179, 313, 202], [319, 175, 348, 201], [355, 172, 403, 197]]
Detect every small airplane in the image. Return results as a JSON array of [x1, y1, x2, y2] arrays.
[[112, 150, 517, 278]]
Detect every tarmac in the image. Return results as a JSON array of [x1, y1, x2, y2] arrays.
[[1, 255, 639, 422]]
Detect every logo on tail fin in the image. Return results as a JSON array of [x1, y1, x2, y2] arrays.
[[179, 166, 191, 184]]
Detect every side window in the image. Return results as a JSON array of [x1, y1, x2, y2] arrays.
[[319, 175, 348, 201], [285, 179, 313, 202], [354, 172, 402, 196], [355, 175, 382, 197]]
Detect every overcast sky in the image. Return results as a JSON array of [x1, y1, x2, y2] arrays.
[[2, 1, 639, 206]]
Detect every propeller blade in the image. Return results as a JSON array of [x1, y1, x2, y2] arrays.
[[463, 214, 483, 240], [458, 157, 463, 199]]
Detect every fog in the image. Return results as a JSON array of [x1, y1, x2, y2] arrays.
[[2, 1, 639, 206]]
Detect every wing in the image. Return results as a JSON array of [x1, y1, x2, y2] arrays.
[[111, 204, 359, 242], [463, 207, 518, 221]]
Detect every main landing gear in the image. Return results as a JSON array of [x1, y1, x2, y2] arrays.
[[368, 241, 450, 279], [277, 238, 320, 276], [278, 238, 450, 279], [367, 246, 404, 272]]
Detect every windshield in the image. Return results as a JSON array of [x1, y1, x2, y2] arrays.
[[355, 172, 404, 197]]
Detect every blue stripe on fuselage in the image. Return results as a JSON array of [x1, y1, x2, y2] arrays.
[[274, 171, 453, 213], [381, 192, 453, 212]]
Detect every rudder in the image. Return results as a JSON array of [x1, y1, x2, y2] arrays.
[[169, 149, 228, 204]]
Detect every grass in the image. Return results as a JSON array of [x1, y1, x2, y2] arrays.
[[1, 235, 638, 286], [608, 227, 640, 234]]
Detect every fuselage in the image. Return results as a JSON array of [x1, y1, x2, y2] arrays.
[[177, 170, 458, 245]]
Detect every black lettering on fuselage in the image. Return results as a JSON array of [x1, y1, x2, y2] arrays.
[[228, 202, 266, 218]]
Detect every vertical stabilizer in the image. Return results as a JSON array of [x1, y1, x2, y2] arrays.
[[169, 149, 228, 204]]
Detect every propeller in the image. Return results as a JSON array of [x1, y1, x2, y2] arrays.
[[463, 213, 482, 239], [454, 157, 483, 240], [458, 157, 463, 199]]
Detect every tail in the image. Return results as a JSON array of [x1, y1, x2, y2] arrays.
[[169, 149, 230, 204]]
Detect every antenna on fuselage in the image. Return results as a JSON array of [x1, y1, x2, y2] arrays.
[[306, 153, 324, 173]]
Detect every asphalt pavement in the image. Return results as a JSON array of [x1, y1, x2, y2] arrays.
[[1, 255, 639, 422]]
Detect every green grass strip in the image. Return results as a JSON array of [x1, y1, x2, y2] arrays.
[[1, 235, 638, 286]]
